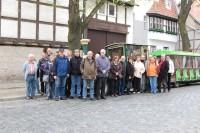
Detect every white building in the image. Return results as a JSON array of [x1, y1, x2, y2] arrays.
[[132, 0, 178, 52]]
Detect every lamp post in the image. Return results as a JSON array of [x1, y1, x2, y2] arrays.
[[80, 39, 90, 56]]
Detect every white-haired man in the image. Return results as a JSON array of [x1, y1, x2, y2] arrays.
[[96, 49, 110, 100], [23, 54, 38, 99]]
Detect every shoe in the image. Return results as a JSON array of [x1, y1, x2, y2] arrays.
[[137, 92, 140, 94], [54, 98, 59, 101], [78, 96, 82, 99], [82, 97, 87, 100], [96, 97, 100, 100], [69, 96, 74, 99], [90, 98, 95, 101], [101, 96, 106, 100], [60, 97, 67, 100], [26, 97, 31, 100]]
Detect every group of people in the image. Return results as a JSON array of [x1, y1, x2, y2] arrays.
[[23, 47, 174, 100]]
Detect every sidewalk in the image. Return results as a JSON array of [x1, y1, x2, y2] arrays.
[[0, 81, 26, 101]]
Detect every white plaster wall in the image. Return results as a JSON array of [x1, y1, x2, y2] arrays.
[[1, 19, 18, 38], [56, 0, 69, 7], [21, 2, 36, 20], [21, 22, 36, 39], [56, 26, 68, 42], [39, 5, 53, 22], [117, 6, 125, 24], [148, 31, 177, 43], [56, 8, 68, 24], [148, 39, 177, 50], [1, 0, 18, 17], [39, 24, 53, 41]]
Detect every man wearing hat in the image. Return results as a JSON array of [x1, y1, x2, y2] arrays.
[[54, 48, 70, 100]]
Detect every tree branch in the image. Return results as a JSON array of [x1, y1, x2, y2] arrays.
[[82, 0, 107, 29]]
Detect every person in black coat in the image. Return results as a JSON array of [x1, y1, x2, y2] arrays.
[[157, 55, 169, 93], [126, 57, 134, 95]]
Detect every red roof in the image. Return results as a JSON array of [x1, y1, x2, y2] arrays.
[[147, 0, 178, 19], [190, 2, 200, 23]]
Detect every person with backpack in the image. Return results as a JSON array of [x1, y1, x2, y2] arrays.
[[126, 56, 134, 95], [80, 51, 97, 100], [70, 49, 82, 99], [54, 48, 70, 100], [146, 56, 159, 94], [23, 54, 37, 99]]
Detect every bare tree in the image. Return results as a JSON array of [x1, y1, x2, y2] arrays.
[[178, 0, 200, 51], [68, 0, 134, 50]]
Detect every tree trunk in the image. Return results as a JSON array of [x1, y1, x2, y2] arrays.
[[178, 17, 191, 51], [68, 0, 82, 50], [178, 0, 193, 51]]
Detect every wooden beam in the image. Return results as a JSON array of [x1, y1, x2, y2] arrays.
[[18, 0, 21, 39], [53, 0, 56, 44], [36, 0, 39, 40], [0, 0, 1, 36]]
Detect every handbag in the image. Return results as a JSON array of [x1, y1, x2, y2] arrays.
[[43, 75, 49, 82]]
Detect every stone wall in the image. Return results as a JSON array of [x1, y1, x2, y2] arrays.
[[0, 45, 57, 81]]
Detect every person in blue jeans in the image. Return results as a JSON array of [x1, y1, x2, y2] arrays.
[[54, 48, 70, 100], [23, 54, 38, 100], [70, 49, 82, 99], [80, 51, 97, 100]]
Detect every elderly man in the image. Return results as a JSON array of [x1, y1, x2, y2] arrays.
[[158, 55, 169, 93], [96, 49, 110, 100], [80, 51, 97, 100], [23, 54, 38, 99]]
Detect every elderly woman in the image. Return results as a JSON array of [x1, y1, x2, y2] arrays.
[[23, 54, 38, 99], [110, 56, 122, 97]]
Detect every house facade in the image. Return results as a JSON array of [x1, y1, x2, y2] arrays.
[[0, 0, 133, 81], [132, 0, 178, 52]]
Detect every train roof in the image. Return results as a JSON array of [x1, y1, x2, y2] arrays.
[[150, 49, 200, 57]]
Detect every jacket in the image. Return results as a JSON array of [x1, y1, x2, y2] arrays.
[[70, 56, 82, 75], [96, 56, 110, 77], [54, 55, 70, 77], [120, 61, 126, 77], [110, 62, 122, 79], [23, 61, 38, 80], [126, 62, 134, 79], [158, 60, 169, 78], [80, 58, 97, 80], [134, 61, 145, 78], [168, 59, 175, 74]]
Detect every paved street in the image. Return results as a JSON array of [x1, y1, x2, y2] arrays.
[[0, 85, 200, 133]]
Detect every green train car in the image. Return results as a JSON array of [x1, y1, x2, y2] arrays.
[[151, 50, 200, 87]]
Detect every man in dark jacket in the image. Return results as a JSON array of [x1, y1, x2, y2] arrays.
[[119, 56, 126, 95], [158, 55, 169, 93], [54, 48, 70, 100], [70, 49, 82, 99]]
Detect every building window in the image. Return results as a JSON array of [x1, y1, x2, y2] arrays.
[[149, 17, 164, 32], [151, 46, 156, 52], [98, 4, 106, 15], [108, 4, 116, 17], [163, 47, 169, 50], [166, 20, 177, 35], [165, 0, 172, 9]]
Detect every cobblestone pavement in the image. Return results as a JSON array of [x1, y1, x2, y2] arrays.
[[0, 85, 200, 133]]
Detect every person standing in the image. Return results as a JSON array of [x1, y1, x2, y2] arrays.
[[110, 56, 122, 97], [49, 54, 56, 99], [126, 57, 134, 95], [23, 54, 37, 99], [119, 56, 126, 96], [96, 49, 110, 100], [54, 48, 70, 100], [70, 49, 82, 99], [166, 56, 174, 92], [140, 55, 147, 93], [133, 55, 145, 93], [80, 51, 97, 100], [146, 56, 158, 94], [157, 55, 169, 93], [65, 49, 72, 97], [38, 52, 47, 95]]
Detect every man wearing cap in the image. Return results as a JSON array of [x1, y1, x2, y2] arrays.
[[54, 48, 70, 100]]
